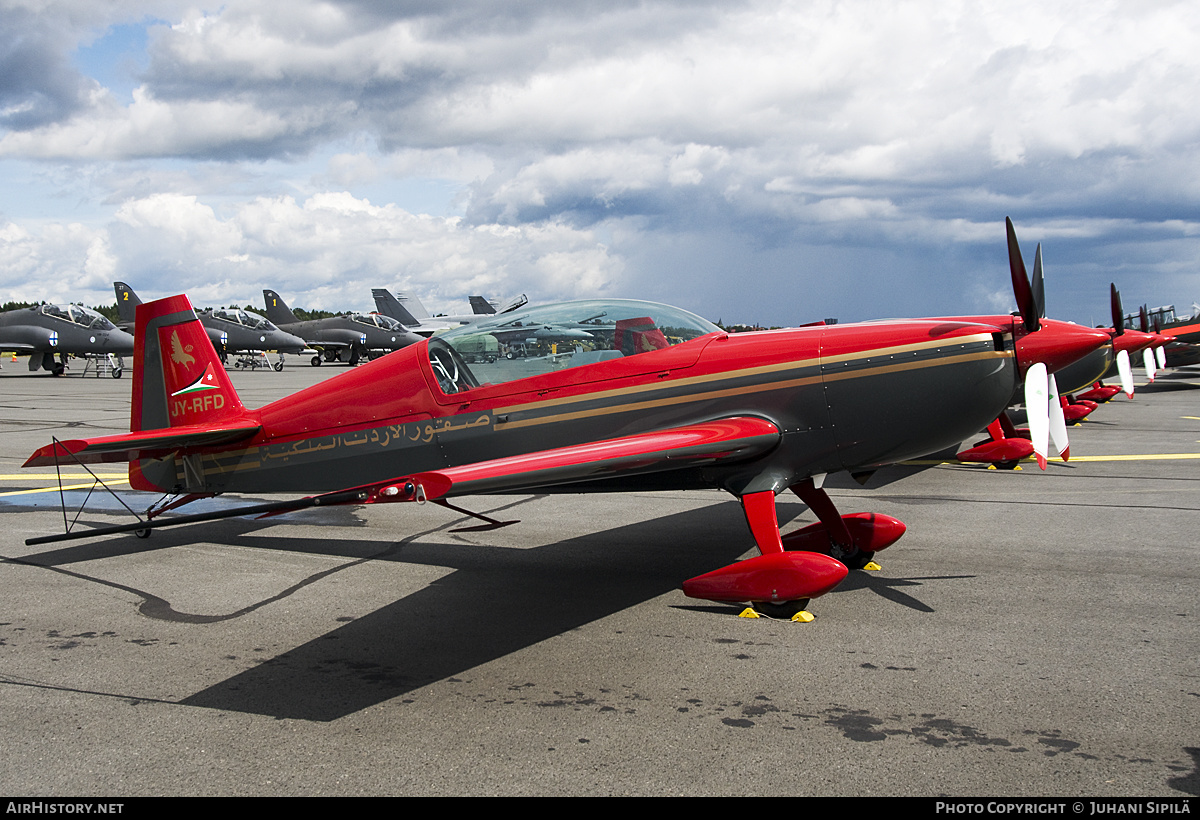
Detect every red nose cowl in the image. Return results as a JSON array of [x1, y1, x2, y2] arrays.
[[1111, 329, 1155, 356], [1015, 320, 1111, 375]]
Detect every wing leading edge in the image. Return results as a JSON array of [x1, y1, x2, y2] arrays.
[[356, 416, 782, 504]]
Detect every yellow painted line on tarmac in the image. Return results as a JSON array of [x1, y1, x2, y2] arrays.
[[0, 473, 131, 498], [0, 474, 127, 480], [1061, 453, 1200, 462], [0, 480, 130, 498], [905, 453, 1200, 466]]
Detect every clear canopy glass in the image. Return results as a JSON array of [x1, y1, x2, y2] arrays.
[[352, 313, 404, 331], [427, 299, 720, 393], [211, 307, 276, 330], [41, 304, 116, 331]]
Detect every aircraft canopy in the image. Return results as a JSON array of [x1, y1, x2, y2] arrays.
[[429, 299, 721, 391], [40, 304, 116, 331]]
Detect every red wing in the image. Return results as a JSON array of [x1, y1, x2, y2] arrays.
[[395, 416, 780, 500], [23, 422, 262, 467], [22, 416, 778, 546]]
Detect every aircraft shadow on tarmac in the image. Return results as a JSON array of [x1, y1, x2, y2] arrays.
[[11, 493, 972, 721], [818, 567, 974, 613], [16, 496, 748, 720], [175, 499, 753, 721], [1169, 748, 1200, 796], [1137, 380, 1200, 393]]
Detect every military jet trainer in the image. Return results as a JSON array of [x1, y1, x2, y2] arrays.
[[115, 283, 306, 369], [262, 289, 422, 366], [373, 289, 527, 337], [0, 302, 134, 376]]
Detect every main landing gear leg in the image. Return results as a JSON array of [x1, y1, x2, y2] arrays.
[[681, 489, 850, 621], [784, 475, 906, 571]]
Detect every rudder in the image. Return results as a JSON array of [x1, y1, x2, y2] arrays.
[[133, 294, 249, 432], [262, 289, 300, 326], [372, 288, 421, 326], [131, 295, 253, 491], [113, 282, 142, 325]]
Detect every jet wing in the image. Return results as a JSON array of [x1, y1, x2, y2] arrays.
[[357, 416, 781, 502], [24, 422, 262, 467]]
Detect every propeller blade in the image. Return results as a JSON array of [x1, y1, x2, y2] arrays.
[[1110, 284, 1124, 336], [1140, 305, 1150, 333], [1047, 373, 1069, 461], [1007, 217, 1040, 332], [1116, 348, 1134, 398], [1024, 362, 1050, 470], [1156, 345, 1166, 369], [1031, 244, 1046, 320], [1143, 347, 1157, 382]]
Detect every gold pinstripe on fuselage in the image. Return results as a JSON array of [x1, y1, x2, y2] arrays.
[[491, 334, 1007, 431]]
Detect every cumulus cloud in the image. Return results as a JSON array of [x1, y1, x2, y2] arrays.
[[2, 190, 625, 312], [0, 218, 115, 303], [0, 5, 95, 130]]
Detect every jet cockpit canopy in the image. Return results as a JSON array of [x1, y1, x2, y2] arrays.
[[210, 307, 277, 330], [40, 304, 116, 331], [352, 313, 405, 331]]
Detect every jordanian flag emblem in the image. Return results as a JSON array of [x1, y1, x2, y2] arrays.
[[171, 362, 221, 397]]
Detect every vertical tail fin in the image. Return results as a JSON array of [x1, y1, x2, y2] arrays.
[[469, 295, 497, 315], [396, 291, 431, 320], [113, 282, 142, 325], [372, 288, 421, 326], [262, 289, 300, 326], [133, 295, 250, 433], [131, 295, 253, 492]]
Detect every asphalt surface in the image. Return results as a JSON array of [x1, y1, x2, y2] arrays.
[[0, 357, 1197, 796]]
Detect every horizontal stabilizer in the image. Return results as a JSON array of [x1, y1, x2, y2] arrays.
[[24, 422, 261, 467]]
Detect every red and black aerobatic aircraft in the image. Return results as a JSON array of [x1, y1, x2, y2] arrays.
[[24, 220, 1108, 619]]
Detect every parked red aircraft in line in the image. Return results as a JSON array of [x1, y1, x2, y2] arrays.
[[959, 279, 1172, 466], [24, 220, 1108, 619], [946, 221, 1115, 470]]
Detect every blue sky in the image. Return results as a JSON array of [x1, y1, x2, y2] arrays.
[[72, 21, 151, 103], [2, 1, 1199, 324]]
